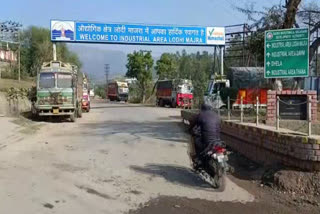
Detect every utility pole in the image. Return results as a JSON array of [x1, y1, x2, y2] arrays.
[[18, 31, 21, 82], [105, 64, 110, 99], [53, 43, 57, 61]]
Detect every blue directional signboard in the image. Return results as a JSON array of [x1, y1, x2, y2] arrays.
[[51, 20, 225, 46]]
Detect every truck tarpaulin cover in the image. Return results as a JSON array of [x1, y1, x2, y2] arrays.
[[229, 67, 268, 89]]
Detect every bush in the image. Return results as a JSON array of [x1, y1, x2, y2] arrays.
[[128, 81, 155, 104], [94, 86, 106, 99]]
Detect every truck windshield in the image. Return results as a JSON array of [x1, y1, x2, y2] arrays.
[[57, 73, 72, 88], [39, 73, 55, 88]]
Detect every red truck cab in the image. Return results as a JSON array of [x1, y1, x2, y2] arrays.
[[156, 79, 193, 108]]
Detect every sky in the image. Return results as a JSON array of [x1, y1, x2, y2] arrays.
[[0, 0, 287, 55]]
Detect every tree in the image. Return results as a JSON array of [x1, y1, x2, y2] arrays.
[[20, 26, 82, 78], [155, 50, 214, 107], [283, 0, 302, 28], [126, 51, 154, 103], [155, 53, 178, 80]]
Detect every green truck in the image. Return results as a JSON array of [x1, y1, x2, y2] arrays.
[[32, 61, 83, 122]]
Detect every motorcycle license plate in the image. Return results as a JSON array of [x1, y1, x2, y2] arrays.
[[53, 108, 59, 114], [217, 155, 225, 163]]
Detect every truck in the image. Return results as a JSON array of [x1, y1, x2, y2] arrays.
[[107, 81, 129, 102], [204, 67, 269, 109], [82, 74, 90, 112], [89, 89, 95, 98], [232, 88, 268, 108], [156, 79, 193, 108], [204, 75, 230, 109], [32, 61, 83, 122]]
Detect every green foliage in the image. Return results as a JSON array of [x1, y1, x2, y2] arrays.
[[128, 81, 155, 104], [5, 87, 29, 102], [126, 51, 154, 103], [94, 85, 106, 99], [153, 50, 215, 107], [155, 53, 178, 80], [20, 26, 81, 78]]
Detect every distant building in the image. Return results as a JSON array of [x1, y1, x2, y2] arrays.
[[0, 49, 17, 63], [0, 47, 18, 78]]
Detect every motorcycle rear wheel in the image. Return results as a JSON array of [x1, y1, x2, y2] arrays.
[[209, 160, 226, 191], [213, 168, 225, 191]]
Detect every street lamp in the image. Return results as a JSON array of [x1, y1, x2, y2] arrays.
[[0, 21, 22, 81]]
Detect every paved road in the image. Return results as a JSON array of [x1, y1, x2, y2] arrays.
[[0, 101, 253, 214]]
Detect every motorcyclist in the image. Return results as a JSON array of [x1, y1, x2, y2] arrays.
[[189, 103, 221, 163]]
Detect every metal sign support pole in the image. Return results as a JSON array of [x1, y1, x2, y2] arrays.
[[217, 91, 220, 117], [240, 96, 243, 123], [53, 43, 57, 61], [308, 95, 312, 136], [256, 96, 259, 126], [221, 46, 224, 76], [227, 96, 231, 120], [276, 97, 280, 130]]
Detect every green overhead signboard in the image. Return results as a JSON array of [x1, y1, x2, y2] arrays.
[[264, 28, 309, 78]]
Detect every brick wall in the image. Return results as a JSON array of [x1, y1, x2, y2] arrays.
[[221, 121, 320, 171], [266, 90, 317, 125]]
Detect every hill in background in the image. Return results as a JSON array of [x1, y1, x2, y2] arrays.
[[68, 44, 127, 84]]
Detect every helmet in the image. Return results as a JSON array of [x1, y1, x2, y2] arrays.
[[201, 104, 212, 111]]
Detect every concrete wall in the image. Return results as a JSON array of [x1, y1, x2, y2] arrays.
[[0, 92, 31, 116], [221, 121, 320, 171], [181, 109, 320, 171]]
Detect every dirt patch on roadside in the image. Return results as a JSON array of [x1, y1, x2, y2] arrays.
[[273, 170, 320, 195], [11, 116, 43, 135], [226, 150, 320, 212], [128, 196, 306, 214]]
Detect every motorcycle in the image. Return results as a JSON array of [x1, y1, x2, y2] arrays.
[[189, 127, 229, 190]]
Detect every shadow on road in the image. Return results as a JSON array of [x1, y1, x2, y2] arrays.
[[20, 111, 73, 123], [91, 104, 155, 109], [78, 120, 189, 143], [130, 164, 212, 189]]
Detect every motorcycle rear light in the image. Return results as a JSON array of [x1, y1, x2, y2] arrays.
[[214, 146, 226, 154]]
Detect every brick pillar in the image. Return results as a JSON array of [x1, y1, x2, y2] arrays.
[[266, 90, 318, 125]]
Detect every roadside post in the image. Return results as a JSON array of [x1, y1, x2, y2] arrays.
[[308, 95, 312, 136], [276, 96, 280, 130], [256, 96, 259, 126], [240, 96, 243, 123], [227, 96, 231, 120], [217, 91, 221, 117], [53, 43, 57, 61]]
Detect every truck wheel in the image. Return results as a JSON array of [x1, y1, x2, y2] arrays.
[[159, 99, 164, 107], [70, 112, 77, 122], [32, 112, 40, 121], [78, 107, 82, 118], [171, 100, 177, 108]]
